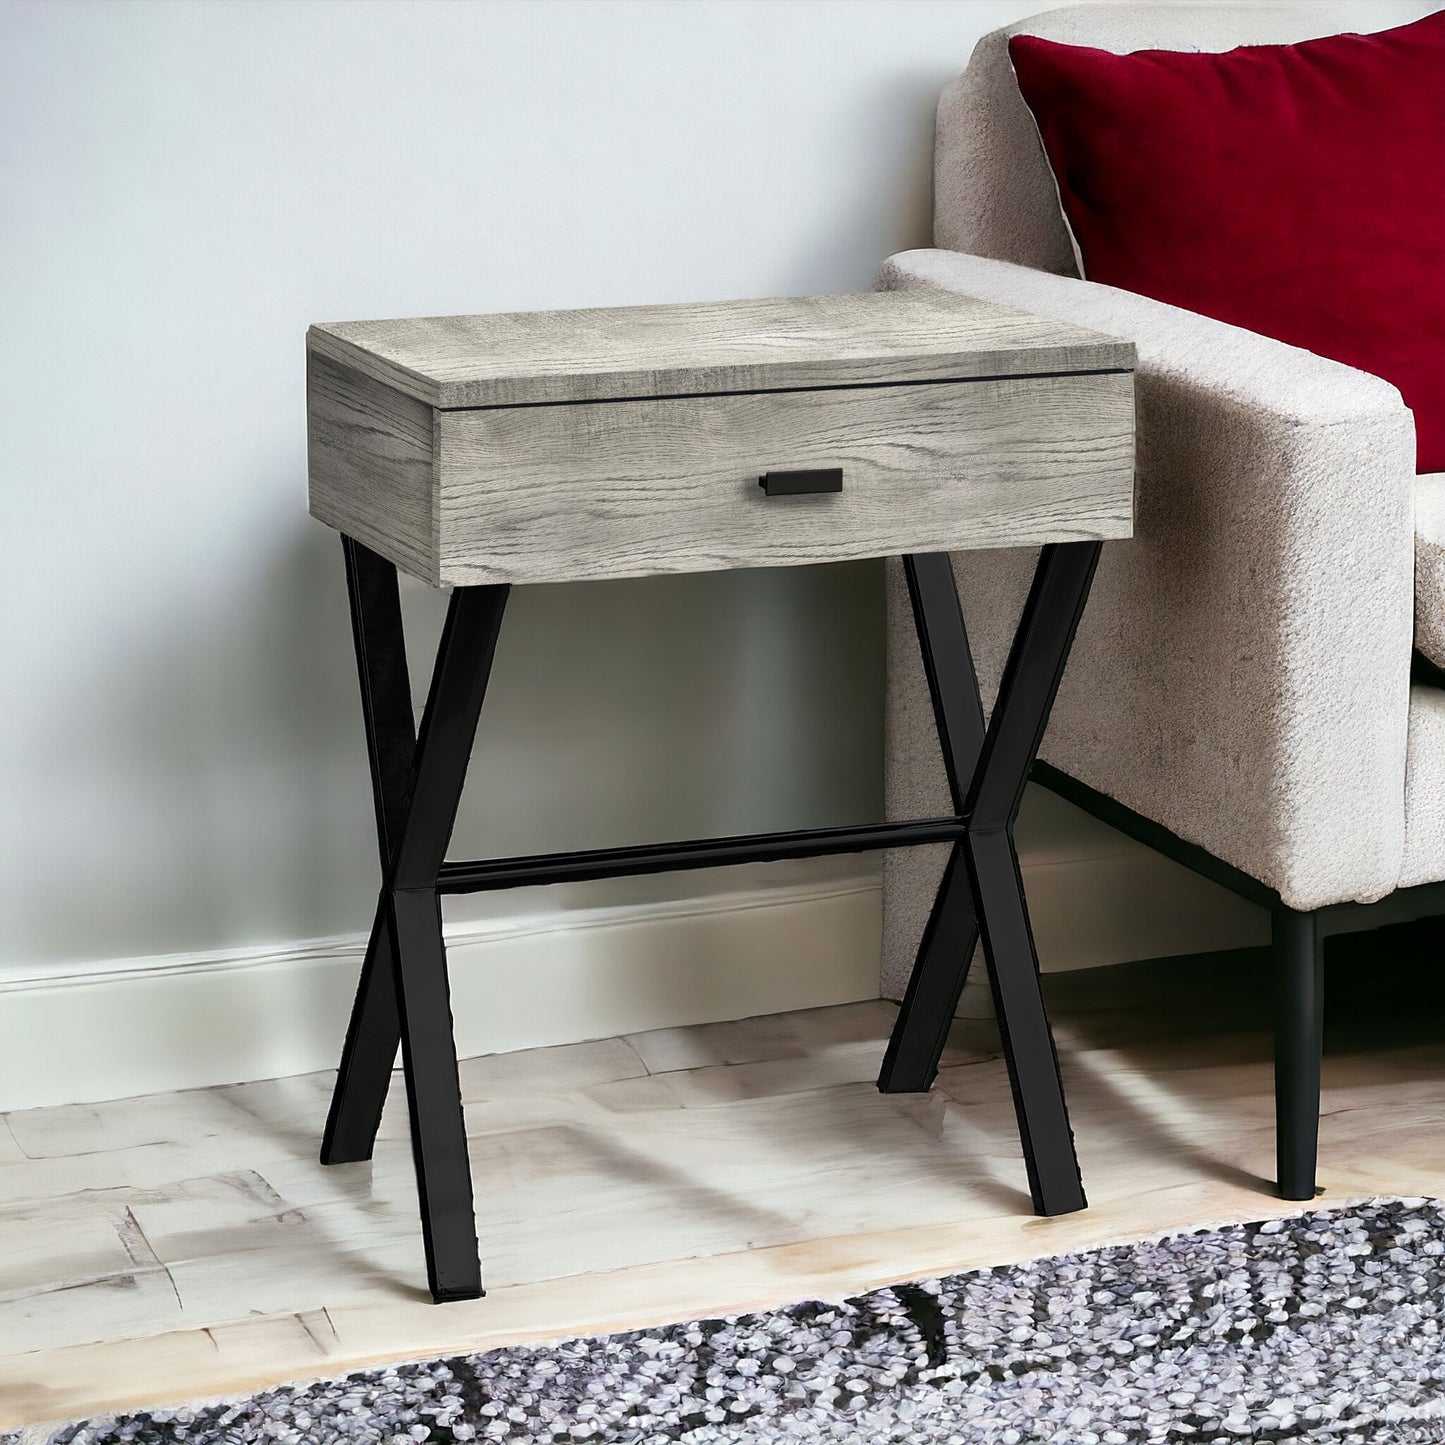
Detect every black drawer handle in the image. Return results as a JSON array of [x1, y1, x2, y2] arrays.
[[758, 467, 843, 497]]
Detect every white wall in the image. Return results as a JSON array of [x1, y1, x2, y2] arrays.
[[0, 0, 991, 979], [0, 0, 1407, 1105]]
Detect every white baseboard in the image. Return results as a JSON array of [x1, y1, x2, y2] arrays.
[[2, 806, 1270, 1112], [0, 862, 882, 1112], [1020, 787, 1270, 976], [1026, 845, 1269, 974]]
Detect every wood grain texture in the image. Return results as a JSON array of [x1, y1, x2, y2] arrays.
[[433, 372, 1134, 585], [7, 938, 1445, 1430], [308, 291, 1135, 409], [307, 352, 439, 584]]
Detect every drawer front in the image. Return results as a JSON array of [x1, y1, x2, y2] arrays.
[[433, 373, 1133, 586]]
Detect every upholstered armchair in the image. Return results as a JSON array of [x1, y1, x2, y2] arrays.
[[881, 3, 1442, 1202]]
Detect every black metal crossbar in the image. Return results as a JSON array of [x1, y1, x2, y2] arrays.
[[436, 818, 969, 893]]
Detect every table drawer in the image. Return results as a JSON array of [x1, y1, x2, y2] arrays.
[[310, 358, 1134, 586]]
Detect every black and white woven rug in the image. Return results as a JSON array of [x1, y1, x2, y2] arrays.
[[12, 1199, 1445, 1445]]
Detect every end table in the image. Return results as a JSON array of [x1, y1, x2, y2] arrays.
[[306, 290, 1135, 1302]]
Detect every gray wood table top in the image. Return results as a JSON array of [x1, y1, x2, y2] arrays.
[[308, 290, 1135, 410]]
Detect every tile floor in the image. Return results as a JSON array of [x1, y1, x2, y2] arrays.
[[4, 931, 1444, 1431]]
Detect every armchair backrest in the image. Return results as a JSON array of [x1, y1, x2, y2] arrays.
[[936, 3, 1433, 273]]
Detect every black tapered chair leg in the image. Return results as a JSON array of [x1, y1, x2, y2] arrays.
[[1273, 905, 1324, 1201]]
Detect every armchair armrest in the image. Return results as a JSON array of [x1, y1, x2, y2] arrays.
[[881, 248, 1416, 909]]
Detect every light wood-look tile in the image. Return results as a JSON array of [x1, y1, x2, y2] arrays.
[[4, 937, 1445, 1431], [622, 999, 900, 1073]]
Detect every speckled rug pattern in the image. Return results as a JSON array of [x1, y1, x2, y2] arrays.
[[10, 1199, 1445, 1445]]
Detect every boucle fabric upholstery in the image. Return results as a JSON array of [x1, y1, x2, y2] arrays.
[[879, 248, 1416, 997], [1402, 685, 1445, 888], [879, 3, 1438, 1001], [1415, 473, 1445, 669], [934, 3, 1438, 275]]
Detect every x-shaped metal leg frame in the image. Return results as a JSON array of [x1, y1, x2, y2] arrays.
[[322, 537, 1098, 1301], [878, 543, 1100, 1218], [320, 536, 508, 1302]]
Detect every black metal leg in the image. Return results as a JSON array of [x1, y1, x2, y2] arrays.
[[1273, 905, 1323, 1201], [880, 846, 980, 1092], [322, 538, 416, 1165], [387, 582, 508, 1301], [879, 554, 985, 1093], [323, 532, 509, 1302], [966, 542, 1099, 1216], [323, 532, 1096, 1293], [966, 827, 1084, 1214], [323, 903, 402, 1163], [881, 544, 1097, 1214], [388, 886, 481, 1300]]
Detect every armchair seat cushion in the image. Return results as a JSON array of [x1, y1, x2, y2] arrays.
[[1414, 473, 1445, 670], [1343, 469, 1445, 887], [1401, 682, 1445, 888]]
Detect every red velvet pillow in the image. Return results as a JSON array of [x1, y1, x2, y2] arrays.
[[1008, 14, 1445, 472]]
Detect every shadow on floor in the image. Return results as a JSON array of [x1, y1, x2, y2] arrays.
[[1037, 919, 1445, 1066]]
